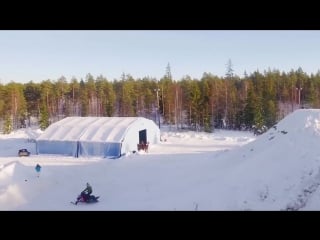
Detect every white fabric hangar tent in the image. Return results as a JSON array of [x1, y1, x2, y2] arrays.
[[36, 117, 160, 158]]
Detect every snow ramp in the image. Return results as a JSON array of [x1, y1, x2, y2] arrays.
[[217, 109, 320, 210]]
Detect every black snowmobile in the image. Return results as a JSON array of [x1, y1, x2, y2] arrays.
[[72, 192, 100, 205]]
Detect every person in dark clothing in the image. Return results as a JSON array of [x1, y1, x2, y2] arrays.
[[75, 182, 92, 204]]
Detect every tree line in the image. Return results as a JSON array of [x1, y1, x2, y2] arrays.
[[0, 66, 319, 134]]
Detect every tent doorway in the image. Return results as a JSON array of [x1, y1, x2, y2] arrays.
[[139, 129, 147, 144]]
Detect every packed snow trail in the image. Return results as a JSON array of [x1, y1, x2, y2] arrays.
[[284, 167, 320, 211]]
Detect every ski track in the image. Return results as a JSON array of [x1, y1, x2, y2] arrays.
[[284, 167, 320, 211]]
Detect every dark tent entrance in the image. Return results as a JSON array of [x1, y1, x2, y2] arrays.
[[138, 129, 148, 152], [139, 129, 147, 144]]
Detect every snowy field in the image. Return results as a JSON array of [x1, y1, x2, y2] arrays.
[[2, 109, 320, 211]]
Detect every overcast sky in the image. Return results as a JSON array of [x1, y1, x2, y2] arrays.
[[0, 30, 319, 84]]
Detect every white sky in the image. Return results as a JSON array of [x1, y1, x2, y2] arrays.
[[1, 109, 320, 210]]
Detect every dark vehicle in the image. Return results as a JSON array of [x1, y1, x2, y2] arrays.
[[71, 194, 100, 205], [18, 149, 30, 157]]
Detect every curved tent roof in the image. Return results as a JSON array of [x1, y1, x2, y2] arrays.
[[37, 117, 147, 142], [36, 117, 160, 158]]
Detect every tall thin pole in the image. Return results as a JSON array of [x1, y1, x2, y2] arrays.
[[155, 88, 160, 129], [296, 87, 302, 108]]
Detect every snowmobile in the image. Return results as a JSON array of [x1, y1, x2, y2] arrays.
[[71, 193, 100, 205]]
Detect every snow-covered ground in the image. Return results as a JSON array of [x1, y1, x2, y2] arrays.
[[1, 109, 320, 210]]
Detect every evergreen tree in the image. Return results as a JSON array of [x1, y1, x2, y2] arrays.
[[68, 77, 81, 116], [243, 87, 256, 128], [79, 79, 88, 116], [200, 78, 212, 132], [3, 115, 13, 134], [24, 81, 41, 123], [104, 81, 116, 117], [39, 103, 50, 130], [253, 96, 265, 134]]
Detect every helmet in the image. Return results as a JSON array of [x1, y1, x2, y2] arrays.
[[86, 182, 90, 187]]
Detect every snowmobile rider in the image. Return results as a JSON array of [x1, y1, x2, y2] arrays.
[[82, 182, 92, 200], [76, 182, 93, 204]]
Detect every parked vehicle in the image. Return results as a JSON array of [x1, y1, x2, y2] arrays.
[[18, 149, 30, 157]]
